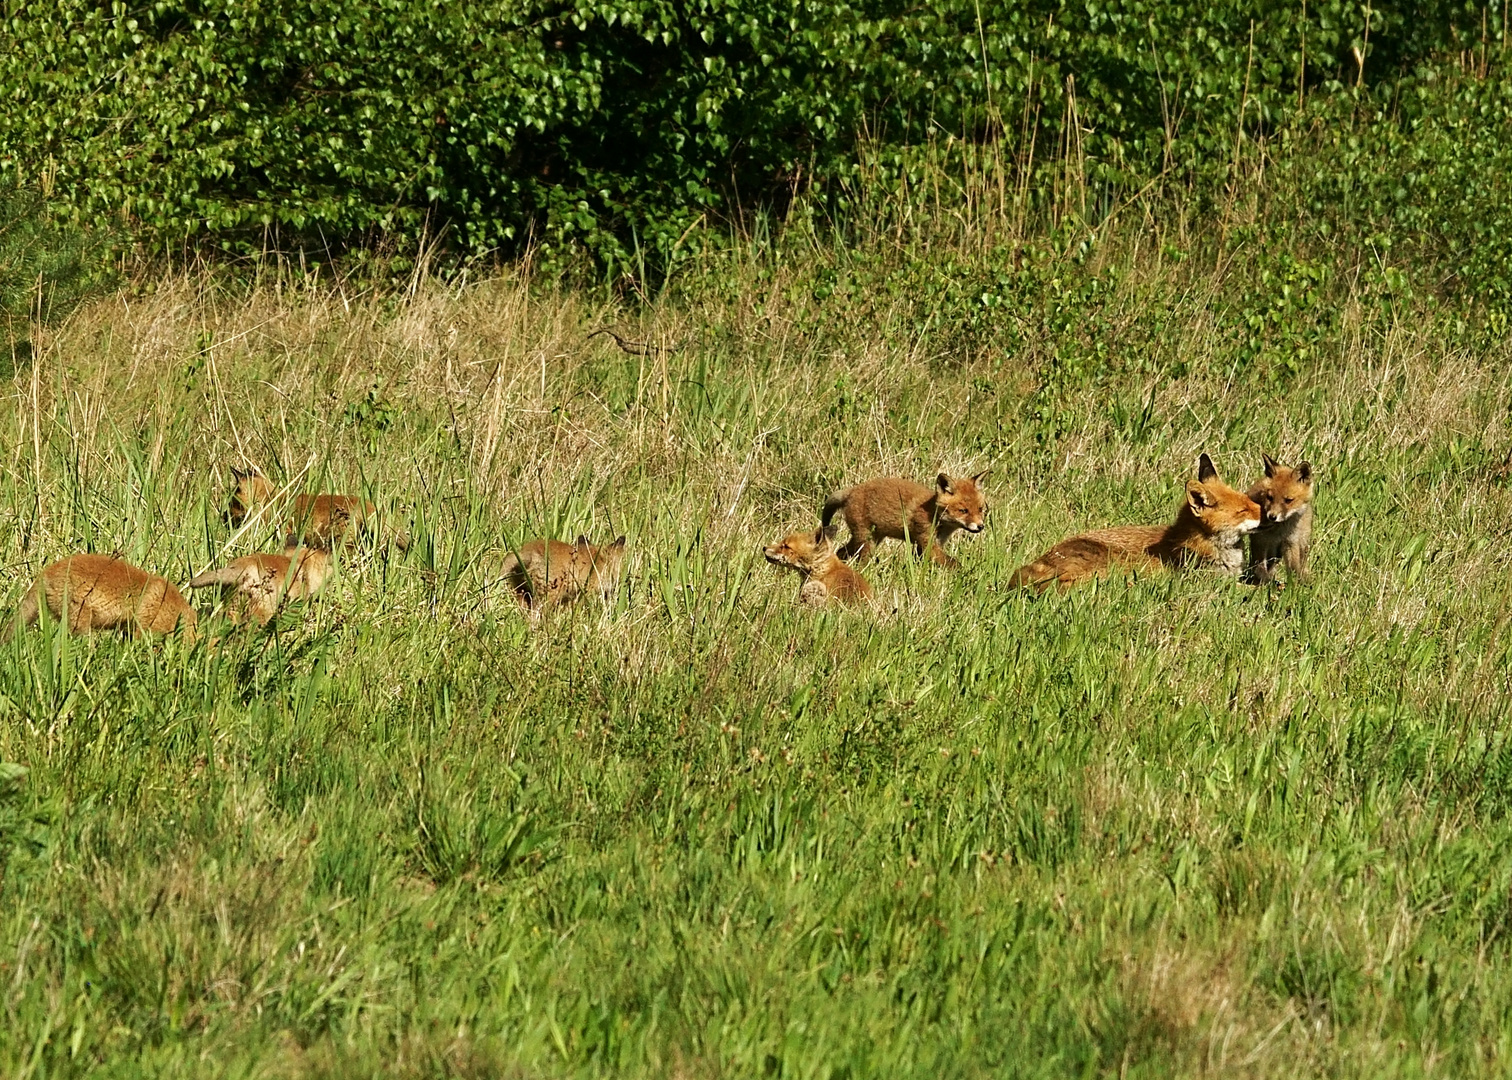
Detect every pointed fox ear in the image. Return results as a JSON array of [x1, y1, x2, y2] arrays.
[[575, 534, 592, 546], [813, 526, 831, 547], [971, 469, 991, 484], [611, 535, 626, 548], [819, 522, 839, 542], [1196, 453, 1219, 483], [1261, 452, 1279, 477], [937, 473, 954, 493], [1186, 479, 1216, 510], [231, 466, 248, 480], [1297, 461, 1312, 483]]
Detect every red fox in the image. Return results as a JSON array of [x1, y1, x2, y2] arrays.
[[821, 471, 988, 568], [1244, 454, 1313, 585], [501, 535, 626, 610], [1009, 454, 1261, 591], [12, 554, 197, 638], [763, 527, 872, 606], [225, 466, 403, 549], [188, 546, 332, 626]]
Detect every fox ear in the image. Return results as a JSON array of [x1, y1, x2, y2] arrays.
[[813, 526, 831, 547], [819, 522, 839, 542], [611, 535, 626, 548], [575, 534, 592, 546], [231, 466, 247, 480], [1186, 479, 1215, 510], [937, 473, 954, 493], [1261, 452, 1279, 477], [971, 469, 991, 484], [1196, 453, 1219, 483], [1296, 461, 1312, 483]]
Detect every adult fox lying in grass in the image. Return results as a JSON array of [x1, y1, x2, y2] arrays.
[[225, 465, 406, 549], [12, 554, 197, 638], [189, 546, 332, 626], [822, 471, 988, 568], [1010, 454, 1260, 591], [763, 527, 872, 606], [501, 535, 627, 611]]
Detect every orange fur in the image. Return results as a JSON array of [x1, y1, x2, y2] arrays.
[[13, 554, 197, 638], [1244, 454, 1314, 585], [821, 471, 989, 568], [763, 527, 872, 606], [1010, 454, 1261, 591], [188, 546, 332, 625], [225, 466, 403, 549], [501, 536, 626, 610]]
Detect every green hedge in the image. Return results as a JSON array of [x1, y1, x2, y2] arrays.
[[0, 1, 1501, 264]]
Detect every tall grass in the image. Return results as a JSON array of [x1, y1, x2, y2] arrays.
[[1, 209, 1511, 1077]]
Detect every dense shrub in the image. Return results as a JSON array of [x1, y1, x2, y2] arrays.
[[0, 0, 1502, 267]]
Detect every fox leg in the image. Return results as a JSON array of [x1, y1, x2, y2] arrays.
[[1284, 543, 1310, 583], [920, 537, 959, 569]]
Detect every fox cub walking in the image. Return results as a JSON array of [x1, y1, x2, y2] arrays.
[[189, 546, 332, 625], [822, 472, 988, 568], [1009, 454, 1260, 591], [1244, 454, 1313, 585], [226, 466, 399, 549], [13, 554, 197, 638], [764, 527, 872, 606], [501, 536, 627, 610]]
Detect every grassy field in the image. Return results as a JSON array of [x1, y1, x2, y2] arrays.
[[1, 228, 1511, 1078]]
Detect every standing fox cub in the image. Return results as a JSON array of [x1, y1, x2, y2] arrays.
[[501, 536, 627, 610], [13, 554, 197, 638], [189, 546, 332, 626], [822, 471, 988, 568], [764, 527, 872, 606], [1009, 454, 1261, 591], [226, 466, 403, 549], [1244, 453, 1313, 585]]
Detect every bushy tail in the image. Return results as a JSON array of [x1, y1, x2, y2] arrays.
[[188, 566, 241, 589], [821, 489, 849, 528]]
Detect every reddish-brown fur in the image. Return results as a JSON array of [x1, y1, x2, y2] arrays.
[[763, 527, 872, 606], [501, 536, 627, 610], [225, 466, 401, 549], [188, 546, 332, 625], [1009, 454, 1261, 591], [13, 554, 197, 638], [821, 471, 989, 568], [1244, 454, 1314, 585]]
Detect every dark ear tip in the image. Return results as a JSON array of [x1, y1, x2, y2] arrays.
[[613, 535, 626, 546]]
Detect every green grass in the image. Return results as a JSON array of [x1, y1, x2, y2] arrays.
[[1, 240, 1511, 1078]]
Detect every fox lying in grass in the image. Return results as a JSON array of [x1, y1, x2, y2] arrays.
[[822, 471, 988, 568], [763, 527, 872, 606], [188, 546, 332, 626], [12, 554, 197, 638], [1009, 454, 1260, 591], [501, 536, 626, 611], [226, 465, 404, 549], [1244, 453, 1314, 585]]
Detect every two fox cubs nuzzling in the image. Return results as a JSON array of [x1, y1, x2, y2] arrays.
[[763, 454, 1311, 606]]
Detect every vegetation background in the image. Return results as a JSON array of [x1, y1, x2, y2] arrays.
[[2, 1, 1512, 1076]]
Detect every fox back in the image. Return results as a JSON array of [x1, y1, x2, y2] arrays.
[[502, 536, 626, 610], [1009, 454, 1260, 591], [189, 546, 332, 625], [763, 527, 871, 606], [225, 465, 389, 548], [821, 471, 988, 567], [15, 554, 197, 638], [1245, 454, 1313, 584]]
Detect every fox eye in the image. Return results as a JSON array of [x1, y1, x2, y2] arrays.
[[1284, 497, 1294, 504]]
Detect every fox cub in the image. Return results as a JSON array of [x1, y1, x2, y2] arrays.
[[764, 527, 872, 606], [822, 471, 988, 568], [13, 554, 197, 638], [189, 546, 332, 626], [501, 535, 627, 610], [1009, 454, 1261, 591], [226, 466, 399, 549], [1244, 453, 1313, 585]]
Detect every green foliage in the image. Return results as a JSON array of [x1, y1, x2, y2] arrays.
[[1, 0, 1506, 270]]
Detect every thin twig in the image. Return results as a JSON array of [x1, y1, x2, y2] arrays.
[[587, 327, 685, 357]]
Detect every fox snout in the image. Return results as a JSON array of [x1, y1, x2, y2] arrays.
[[965, 521, 985, 533]]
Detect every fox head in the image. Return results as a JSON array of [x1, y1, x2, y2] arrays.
[[934, 471, 989, 534], [578, 535, 627, 596], [225, 465, 275, 527], [1186, 453, 1261, 536], [1250, 453, 1313, 526], [764, 526, 836, 574]]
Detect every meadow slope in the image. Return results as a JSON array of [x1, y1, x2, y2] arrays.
[[1, 243, 1511, 1077]]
